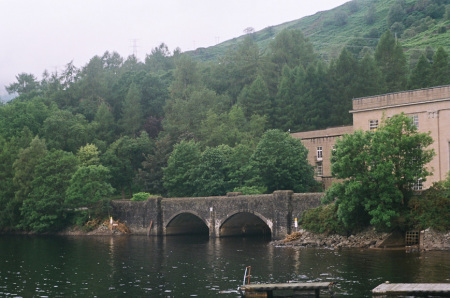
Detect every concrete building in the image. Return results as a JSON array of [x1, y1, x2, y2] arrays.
[[292, 85, 450, 190]]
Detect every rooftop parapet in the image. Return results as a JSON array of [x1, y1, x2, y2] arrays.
[[351, 85, 450, 113]]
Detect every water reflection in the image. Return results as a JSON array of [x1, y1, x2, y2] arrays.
[[0, 235, 449, 297]]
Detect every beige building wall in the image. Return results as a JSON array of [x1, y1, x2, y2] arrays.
[[351, 85, 450, 188], [292, 126, 353, 189], [292, 85, 450, 190]]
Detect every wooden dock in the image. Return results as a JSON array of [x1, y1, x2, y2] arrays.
[[238, 282, 334, 297], [372, 283, 450, 296]]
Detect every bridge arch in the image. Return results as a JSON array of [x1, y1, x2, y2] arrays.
[[218, 210, 272, 238], [165, 211, 209, 236]]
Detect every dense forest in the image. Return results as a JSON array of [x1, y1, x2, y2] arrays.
[[1, 0, 449, 232]]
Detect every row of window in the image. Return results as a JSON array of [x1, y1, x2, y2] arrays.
[[369, 115, 419, 131]]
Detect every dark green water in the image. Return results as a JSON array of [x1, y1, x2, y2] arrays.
[[0, 235, 449, 297]]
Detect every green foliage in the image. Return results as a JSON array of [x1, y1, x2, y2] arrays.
[[6, 73, 40, 96], [65, 165, 114, 208], [431, 46, 450, 86], [120, 82, 144, 136], [329, 114, 434, 231], [408, 54, 431, 89], [1, 2, 450, 232], [250, 129, 316, 193], [193, 145, 235, 196], [77, 143, 100, 166], [10, 137, 48, 227], [233, 186, 267, 195], [163, 140, 201, 197], [375, 30, 408, 92], [135, 136, 172, 196], [408, 174, 450, 231], [131, 192, 152, 201], [300, 203, 347, 235], [20, 150, 79, 232]]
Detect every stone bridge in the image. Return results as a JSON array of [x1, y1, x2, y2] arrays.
[[111, 190, 323, 240]]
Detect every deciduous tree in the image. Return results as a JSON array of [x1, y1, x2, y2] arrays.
[[326, 114, 434, 231], [250, 130, 316, 193]]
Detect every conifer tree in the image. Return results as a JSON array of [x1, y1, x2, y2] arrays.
[[237, 75, 271, 119], [409, 55, 431, 89], [431, 47, 450, 86], [375, 30, 408, 92], [121, 82, 143, 136]]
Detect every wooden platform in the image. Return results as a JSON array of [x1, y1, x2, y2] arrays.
[[239, 282, 334, 297], [372, 283, 450, 296]]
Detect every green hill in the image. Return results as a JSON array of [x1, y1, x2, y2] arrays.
[[188, 0, 450, 64]]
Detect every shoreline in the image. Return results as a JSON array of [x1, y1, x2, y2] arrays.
[[2, 226, 449, 251], [272, 228, 450, 251]]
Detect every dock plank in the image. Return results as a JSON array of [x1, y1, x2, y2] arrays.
[[372, 283, 450, 296], [240, 282, 332, 291]]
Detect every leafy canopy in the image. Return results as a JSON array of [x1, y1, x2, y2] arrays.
[[326, 113, 434, 231]]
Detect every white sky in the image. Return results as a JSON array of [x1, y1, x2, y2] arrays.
[[0, 0, 349, 96]]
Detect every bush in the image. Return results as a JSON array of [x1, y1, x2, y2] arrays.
[[233, 186, 267, 195], [300, 203, 347, 235], [131, 192, 155, 201], [408, 179, 450, 231]]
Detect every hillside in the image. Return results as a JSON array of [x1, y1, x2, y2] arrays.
[[188, 0, 450, 63]]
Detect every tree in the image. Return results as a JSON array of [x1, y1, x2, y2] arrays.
[[20, 150, 79, 232], [0, 131, 33, 228], [40, 109, 94, 152], [431, 47, 450, 86], [65, 165, 114, 210], [375, 30, 407, 92], [237, 75, 271, 119], [120, 82, 144, 136], [101, 133, 153, 199], [365, 4, 377, 25], [269, 29, 316, 72], [193, 145, 236, 196], [328, 48, 359, 126], [6, 73, 40, 95], [135, 136, 173, 196], [77, 143, 100, 166], [10, 137, 48, 226], [145, 43, 175, 73], [387, 1, 406, 27], [169, 55, 200, 99], [327, 114, 434, 231], [94, 102, 116, 144], [163, 140, 201, 197], [408, 54, 431, 89], [357, 53, 384, 97], [162, 88, 229, 142], [250, 130, 316, 193]]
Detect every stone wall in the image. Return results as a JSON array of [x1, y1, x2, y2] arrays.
[[111, 191, 323, 240], [421, 228, 450, 251]]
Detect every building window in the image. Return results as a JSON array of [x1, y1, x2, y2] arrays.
[[410, 115, 419, 129], [316, 162, 323, 177], [412, 178, 423, 190], [369, 119, 378, 131], [317, 146, 323, 160]]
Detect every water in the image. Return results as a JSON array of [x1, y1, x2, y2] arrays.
[[0, 235, 449, 297]]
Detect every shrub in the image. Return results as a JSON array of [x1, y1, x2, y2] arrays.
[[233, 186, 267, 195], [300, 203, 347, 235], [131, 192, 153, 201], [408, 179, 450, 231]]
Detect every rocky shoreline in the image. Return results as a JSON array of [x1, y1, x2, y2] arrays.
[[272, 228, 450, 251]]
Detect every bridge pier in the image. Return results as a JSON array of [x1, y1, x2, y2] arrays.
[[111, 191, 323, 240]]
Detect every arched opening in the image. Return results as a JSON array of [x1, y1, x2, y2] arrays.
[[220, 212, 271, 238], [165, 213, 209, 236]]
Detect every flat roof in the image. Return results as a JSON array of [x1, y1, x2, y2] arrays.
[[291, 126, 353, 140]]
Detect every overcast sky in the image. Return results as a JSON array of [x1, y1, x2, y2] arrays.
[[0, 0, 349, 97]]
